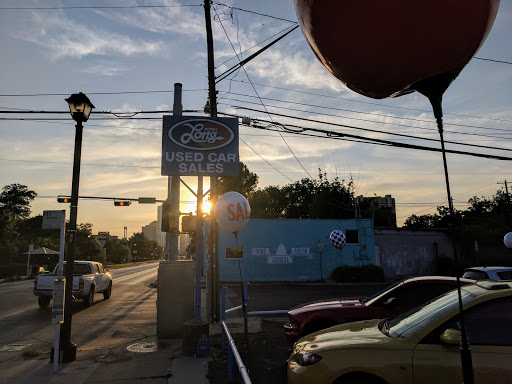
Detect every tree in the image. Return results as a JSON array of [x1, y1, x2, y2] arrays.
[[105, 238, 129, 264], [0, 184, 37, 220], [128, 232, 162, 261], [216, 162, 259, 198]]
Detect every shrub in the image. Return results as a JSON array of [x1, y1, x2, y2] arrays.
[[331, 264, 385, 283], [0, 263, 26, 279]]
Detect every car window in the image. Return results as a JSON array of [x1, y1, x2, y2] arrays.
[[62, 263, 93, 275], [497, 271, 512, 280], [463, 270, 489, 280], [422, 296, 512, 346], [389, 289, 476, 339], [94, 264, 101, 274], [382, 282, 456, 307], [98, 264, 105, 273]]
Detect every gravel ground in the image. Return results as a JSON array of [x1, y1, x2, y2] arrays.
[[208, 318, 290, 384]]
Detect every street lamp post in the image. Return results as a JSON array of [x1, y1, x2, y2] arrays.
[[58, 92, 94, 363]]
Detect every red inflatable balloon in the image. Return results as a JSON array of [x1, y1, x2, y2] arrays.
[[294, 0, 500, 99]]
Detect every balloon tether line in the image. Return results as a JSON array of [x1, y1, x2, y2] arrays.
[[414, 71, 474, 384]]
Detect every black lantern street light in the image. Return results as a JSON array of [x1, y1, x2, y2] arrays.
[[58, 92, 94, 363]]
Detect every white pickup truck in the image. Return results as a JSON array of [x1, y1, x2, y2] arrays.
[[33, 261, 112, 308]]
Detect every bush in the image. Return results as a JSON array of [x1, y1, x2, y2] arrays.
[[0, 263, 26, 279], [331, 264, 385, 283]]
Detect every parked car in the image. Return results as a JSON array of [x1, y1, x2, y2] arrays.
[[284, 276, 474, 342], [33, 261, 112, 308], [462, 266, 512, 281], [288, 280, 512, 384]]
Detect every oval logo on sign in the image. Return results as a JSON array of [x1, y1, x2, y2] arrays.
[[168, 119, 235, 151]]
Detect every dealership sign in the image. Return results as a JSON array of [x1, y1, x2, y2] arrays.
[[162, 116, 239, 176]]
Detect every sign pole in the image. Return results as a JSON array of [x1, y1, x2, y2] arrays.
[[195, 176, 203, 320], [26, 244, 33, 277], [167, 83, 182, 261]]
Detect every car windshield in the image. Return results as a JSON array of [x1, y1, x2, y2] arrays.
[[387, 289, 476, 339], [61, 263, 93, 275], [361, 280, 402, 304]]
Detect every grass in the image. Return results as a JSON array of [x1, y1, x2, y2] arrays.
[[22, 349, 44, 359]]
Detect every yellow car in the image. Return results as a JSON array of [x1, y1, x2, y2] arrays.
[[288, 281, 512, 384]]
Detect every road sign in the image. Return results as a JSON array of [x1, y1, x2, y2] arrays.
[[42, 210, 65, 229], [138, 197, 156, 204], [51, 278, 65, 324]]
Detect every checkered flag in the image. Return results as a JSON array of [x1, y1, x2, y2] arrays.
[[330, 230, 346, 250]]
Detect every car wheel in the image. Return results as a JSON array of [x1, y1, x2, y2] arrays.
[[38, 296, 50, 308], [103, 282, 112, 300], [83, 286, 95, 307]]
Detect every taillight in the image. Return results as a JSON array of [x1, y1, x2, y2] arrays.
[[79, 278, 84, 290]]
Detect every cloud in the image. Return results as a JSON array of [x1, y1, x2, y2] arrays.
[[94, 1, 204, 38], [13, 12, 165, 59]]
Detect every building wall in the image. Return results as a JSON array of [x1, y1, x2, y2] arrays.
[[156, 205, 166, 248], [374, 228, 454, 281], [142, 221, 158, 243], [217, 219, 374, 282]]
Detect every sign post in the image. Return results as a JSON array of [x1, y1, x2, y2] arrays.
[[26, 244, 34, 277], [43, 210, 66, 369], [161, 115, 239, 320]]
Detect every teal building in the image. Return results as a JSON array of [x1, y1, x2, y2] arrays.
[[216, 219, 374, 282]]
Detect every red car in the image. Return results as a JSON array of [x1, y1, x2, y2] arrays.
[[284, 276, 474, 343]]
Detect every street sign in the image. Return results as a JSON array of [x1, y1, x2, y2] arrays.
[[42, 210, 65, 229], [161, 116, 239, 176], [138, 197, 156, 204], [51, 278, 65, 324]]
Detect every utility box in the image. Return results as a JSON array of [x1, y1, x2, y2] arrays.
[[157, 260, 194, 338]]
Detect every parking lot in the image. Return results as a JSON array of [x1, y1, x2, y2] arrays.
[[208, 283, 388, 383]]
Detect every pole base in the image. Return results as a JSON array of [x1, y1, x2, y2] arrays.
[[50, 343, 77, 363]]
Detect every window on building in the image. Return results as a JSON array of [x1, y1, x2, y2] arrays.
[[345, 229, 359, 244], [226, 247, 244, 259]]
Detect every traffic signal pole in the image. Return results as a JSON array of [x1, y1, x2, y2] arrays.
[[167, 83, 182, 260]]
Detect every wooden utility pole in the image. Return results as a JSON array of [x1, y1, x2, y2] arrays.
[[204, 0, 220, 322]]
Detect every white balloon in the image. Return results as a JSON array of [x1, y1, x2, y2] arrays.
[[214, 192, 251, 234], [504, 232, 512, 249]]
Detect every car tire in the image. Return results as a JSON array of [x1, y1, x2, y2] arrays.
[[83, 286, 95, 307], [38, 296, 51, 308], [103, 282, 112, 300]]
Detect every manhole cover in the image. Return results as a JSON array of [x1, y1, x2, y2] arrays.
[[0, 343, 32, 352], [126, 342, 158, 353]]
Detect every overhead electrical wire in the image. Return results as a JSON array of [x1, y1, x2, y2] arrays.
[[218, 92, 512, 133], [221, 79, 512, 123], [213, 5, 313, 179]]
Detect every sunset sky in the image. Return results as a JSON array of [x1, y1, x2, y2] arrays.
[[1, 0, 511, 238]]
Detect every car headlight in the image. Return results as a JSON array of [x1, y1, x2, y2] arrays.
[[295, 352, 323, 366]]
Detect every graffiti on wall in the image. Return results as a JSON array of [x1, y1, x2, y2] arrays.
[[251, 243, 313, 265]]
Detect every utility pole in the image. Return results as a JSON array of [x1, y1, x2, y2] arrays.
[[167, 83, 182, 260], [498, 180, 510, 203], [204, 0, 220, 323]]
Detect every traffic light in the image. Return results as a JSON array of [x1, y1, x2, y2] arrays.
[[161, 202, 179, 232], [114, 201, 131, 207], [57, 197, 70, 203]]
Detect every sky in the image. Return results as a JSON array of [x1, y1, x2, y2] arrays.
[[0, 0, 511, 239]]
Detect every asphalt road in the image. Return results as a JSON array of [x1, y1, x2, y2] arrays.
[[0, 263, 159, 362]]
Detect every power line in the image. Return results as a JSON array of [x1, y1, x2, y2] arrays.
[[474, 56, 512, 65], [222, 79, 512, 124], [218, 92, 512, 133], [0, 89, 207, 97], [220, 110, 512, 161], [213, 5, 313, 179], [212, 2, 297, 23], [0, 4, 202, 10]]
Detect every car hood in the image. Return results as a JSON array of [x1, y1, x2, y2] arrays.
[[294, 319, 396, 354], [289, 297, 362, 315]]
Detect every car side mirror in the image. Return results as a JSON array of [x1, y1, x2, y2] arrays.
[[382, 297, 397, 306], [440, 328, 460, 345]]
